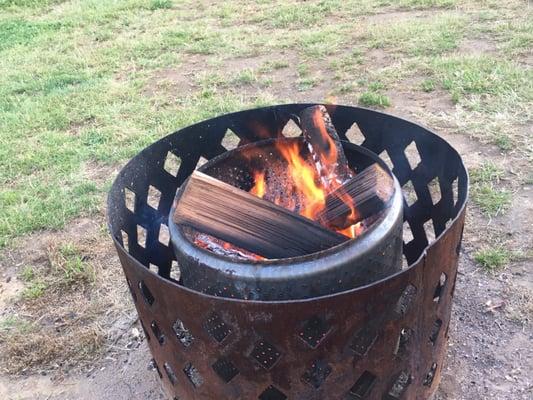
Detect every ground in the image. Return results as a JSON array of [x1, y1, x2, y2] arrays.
[[0, 0, 531, 399]]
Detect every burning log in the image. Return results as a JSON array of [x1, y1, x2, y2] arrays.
[[319, 163, 395, 229], [299, 105, 353, 187], [173, 171, 348, 259]]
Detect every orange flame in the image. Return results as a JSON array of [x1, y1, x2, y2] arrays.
[[248, 108, 361, 240]]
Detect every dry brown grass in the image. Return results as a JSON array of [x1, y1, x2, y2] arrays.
[[0, 218, 132, 375]]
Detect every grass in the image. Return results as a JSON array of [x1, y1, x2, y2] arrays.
[[474, 247, 512, 270], [470, 162, 512, 217], [359, 91, 391, 107], [149, 0, 172, 10], [369, 14, 467, 56]]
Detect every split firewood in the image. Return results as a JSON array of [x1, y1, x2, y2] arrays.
[[299, 105, 353, 187], [318, 163, 395, 229], [173, 171, 347, 259]]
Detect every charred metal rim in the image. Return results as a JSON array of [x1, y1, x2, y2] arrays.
[[107, 103, 469, 304], [168, 137, 402, 266]]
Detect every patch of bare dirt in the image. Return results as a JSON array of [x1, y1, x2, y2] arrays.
[[363, 10, 427, 24], [457, 38, 498, 55]]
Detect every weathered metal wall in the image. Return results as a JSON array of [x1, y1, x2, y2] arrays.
[[107, 104, 468, 399]]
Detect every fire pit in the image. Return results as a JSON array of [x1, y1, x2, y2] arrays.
[[107, 104, 468, 399], [168, 136, 404, 300]]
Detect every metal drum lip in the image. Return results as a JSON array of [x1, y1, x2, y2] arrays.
[[107, 103, 469, 305], [168, 137, 403, 279]]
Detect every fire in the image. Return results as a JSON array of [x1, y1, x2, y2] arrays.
[[250, 171, 266, 198], [275, 141, 326, 220], [248, 107, 361, 239]]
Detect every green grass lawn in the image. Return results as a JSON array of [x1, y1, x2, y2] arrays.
[[0, 0, 531, 248]]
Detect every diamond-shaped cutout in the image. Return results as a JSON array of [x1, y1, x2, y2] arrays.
[[349, 370, 376, 399], [282, 118, 301, 138], [350, 324, 378, 357], [379, 150, 394, 170], [403, 221, 414, 244], [428, 177, 442, 205], [429, 319, 443, 345], [159, 224, 170, 246], [170, 260, 180, 281], [395, 284, 417, 316], [151, 321, 165, 345], [164, 152, 181, 176], [423, 363, 437, 386], [147, 185, 162, 210], [452, 177, 459, 206], [149, 263, 158, 273], [301, 359, 332, 389], [197, 156, 209, 168], [137, 225, 147, 248], [221, 129, 239, 150], [423, 219, 436, 243], [258, 385, 287, 400], [121, 230, 129, 252], [139, 281, 155, 306], [402, 180, 417, 207], [393, 327, 412, 356], [212, 357, 239, 383], [124, 187, 135, 212], [345, 123, 365, 145], [251, 339, 281, 370], [404, 141, 421, 171], [298, 315, 331, 349], [204, 312, 232, 343], [433, 273, 447, 303], [402, 254, 409, 270], [183, 362, 203, 388], [173, 318, 193, 347], [164, 362, 178, 385], [385, 371, 412, 399]]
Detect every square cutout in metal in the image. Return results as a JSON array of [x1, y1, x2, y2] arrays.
[[393, 327, 412, 356], [433, 273, 447, 303], [221, 129, 239, 150], [204, 312, 232, 343], [251, 339, 281, 370], [301, 359, 332, 389], [258, 385, 287, 400], [423, 363, 437, 386], [395, 284, 417, 316], [212, 357, 239, 383], [404, 141, 421, 171], [282, 118, 301, 138], [429, 319, 443, 345], [139, 281, 154, 306], [349, 370, 376, 399], [385, 371, 412, 399], [137, 225, 147, 248], [173, 318, 193, 347], [183, 362, 204, 388], [163, 152, 181, 176], [150, 320, 165, 345], [147, 185, 162, 210], [159, 224, 170, 246], [164, 362, 178, 385], [124, 187, 135, 212], [298, 315, 331, 349]]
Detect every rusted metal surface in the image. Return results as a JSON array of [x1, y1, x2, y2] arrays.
[[107, 104, 468, 400]]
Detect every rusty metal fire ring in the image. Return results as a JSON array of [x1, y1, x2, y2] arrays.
[[107, 104, 468, 400]]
